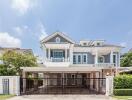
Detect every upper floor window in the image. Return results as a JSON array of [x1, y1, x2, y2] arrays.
[[78, 55, 81, 64], [83, 54, 87, 64], [97, 43, 100, 46], [73, 55, 76, 64], [98, 56, 104, 63], [56, 37, 60, 43]]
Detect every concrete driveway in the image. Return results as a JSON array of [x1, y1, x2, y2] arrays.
[[7, 95, 116, 100]]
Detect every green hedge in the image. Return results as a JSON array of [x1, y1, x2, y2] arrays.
[[114, 89, 132, 96], [114, 75, 132, 89]]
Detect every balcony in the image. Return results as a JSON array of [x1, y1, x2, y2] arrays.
[[44, 57, 70, 67], [45, 57, 70, 62]]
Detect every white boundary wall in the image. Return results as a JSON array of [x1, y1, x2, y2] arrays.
[[0, 76, 20, 95], [105, 76, 114, 96]]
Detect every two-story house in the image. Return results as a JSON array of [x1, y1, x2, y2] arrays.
[[21, 32, 122, 94]]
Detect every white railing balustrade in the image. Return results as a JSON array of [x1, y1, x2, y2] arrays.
[[45, 57, 70, 62], [95, 63, 115, 67]]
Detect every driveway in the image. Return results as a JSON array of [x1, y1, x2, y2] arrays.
[[7, 95, 116, 100]]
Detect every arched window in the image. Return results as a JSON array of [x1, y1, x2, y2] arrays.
[[56, 37, 60, 43], [98, 56, 105, 63]]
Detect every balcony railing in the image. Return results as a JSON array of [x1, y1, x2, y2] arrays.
[[95, 63, 115, 67], [45, 57, 70, 62]]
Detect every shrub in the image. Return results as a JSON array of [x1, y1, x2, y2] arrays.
[[114, 89, 132, 96], [114, 75, 132, 89]]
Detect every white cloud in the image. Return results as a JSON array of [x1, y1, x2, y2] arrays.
[[11, 0, 36, 15], [13, 26, 29, 36], [120, 42, 127, 47], [13, 26, 23, 36], [0, 32, 21, 48], [38, 23, 48, 40]]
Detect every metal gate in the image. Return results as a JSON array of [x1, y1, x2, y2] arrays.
[[20, 78, 106, 95]]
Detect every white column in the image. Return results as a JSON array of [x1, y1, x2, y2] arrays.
[[65, 49, 67, 61], [70, 45, 73, 64], [95, 72, 99, 91], [95, 50, 98, 65], [118, 52, 120, 67], [110, 51, 113, 64], [48, 48, 50, 60], [90, 73, 93, 90]]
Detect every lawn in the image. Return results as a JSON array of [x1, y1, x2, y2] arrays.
[[0, 95, 14, 100], [114, 96, 132, 100]]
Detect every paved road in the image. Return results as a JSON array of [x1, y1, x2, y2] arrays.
[[7, 95, 117, 100]]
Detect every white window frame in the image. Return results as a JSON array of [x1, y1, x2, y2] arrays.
[[98, 56, 105, 63], [82, 54, 87, 64], [113, 54, 117, 67], [53, 50, 63, 58]]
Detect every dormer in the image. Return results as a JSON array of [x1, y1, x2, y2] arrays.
[[93, 40, 105, 46], [80, 40, 105, 46]]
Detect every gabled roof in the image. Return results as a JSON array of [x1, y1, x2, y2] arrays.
[[40, 32, 75, 44]]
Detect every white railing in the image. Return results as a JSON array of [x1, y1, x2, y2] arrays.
[[45, 57, 70, 62], [95, 63, 115, 67]]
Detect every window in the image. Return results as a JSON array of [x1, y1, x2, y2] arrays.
[[73, 55, 76, 64], [83, 54, 87, 64], [78, 55, 81, 64], [73, 53, 87, 64], [98, 56, 104, 63], [113, 54, 117, 66], [97, 43, 100, 46], [56, 37, 60, 43], [83, 43, 87, 46], [53, 50, 63, 58]]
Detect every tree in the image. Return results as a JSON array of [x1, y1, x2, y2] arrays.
[[121, 52, 132, 67], [0, 50, 37, 75]]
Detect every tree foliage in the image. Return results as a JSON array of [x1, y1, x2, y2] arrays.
[[121, 52, 132, 67], [0, 50, 37, 75]]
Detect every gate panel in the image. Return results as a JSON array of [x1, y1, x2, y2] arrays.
[[20, 78, 106, 95]]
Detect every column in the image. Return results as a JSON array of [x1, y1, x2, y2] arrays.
[[65, 49, 67, 61], [48, 48, 50, 60], [118, 52, 120, 67], [90, 73, 93, 90], [95, 50, 98, 66], [95, 72, 99, 92], [70, 44, 73, 64], [110, 51, 113, 64], [22, 71, 27, 93]]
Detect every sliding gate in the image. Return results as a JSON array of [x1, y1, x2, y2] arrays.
[[20, 78, 106, 95]]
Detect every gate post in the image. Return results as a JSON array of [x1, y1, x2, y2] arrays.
[[105, 76, 114, 96], [22, 71, 27, 94], [15, 76, 20, 96]]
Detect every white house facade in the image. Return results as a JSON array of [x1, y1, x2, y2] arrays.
[[20, 32, 122, 95]]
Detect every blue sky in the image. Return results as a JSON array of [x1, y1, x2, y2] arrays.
[[0, 0, 132, 55]]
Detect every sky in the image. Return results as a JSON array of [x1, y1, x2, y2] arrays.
[[0, 0, 132, 56]]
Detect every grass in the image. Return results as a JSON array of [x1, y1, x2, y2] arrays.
[[114, 96, 132, 100], [0, 95, 14, 100]]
